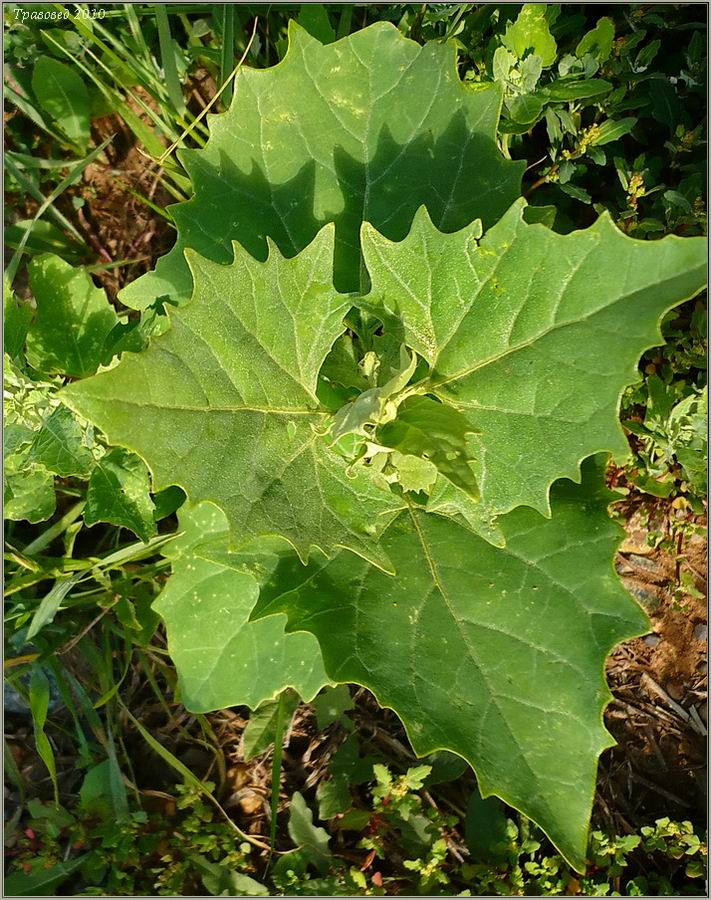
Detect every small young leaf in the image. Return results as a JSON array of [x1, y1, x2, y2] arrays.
[[242, 691, 300, 761], [522, 204, 557, 228], [27, 255, 118, 378], [313, 684, 354, 730], [84, 448, 156, 542], [502, 5, 557, 67], [465, 786, 509, 862], [423, 750, 469, 787], [4, 429, 56, 524], [31, 56, 90, 150], [378, 396, 479, 500], [194, 856, 270, 897], [287, 792, 333, 874], [28, 406, 94, 478], [27, 573, 83, 640], [649, 79, 680, 133], [391, 452, 438, 494], [507, 92, 545, 125], [317, 775, 352, 819], [575, 18, 615, 62], [590, 117, 637, 146], [3, 280, 33, 359], [297, 4, 336, 44], [542, 78, 612, 102], [492, 46, 516, 83]]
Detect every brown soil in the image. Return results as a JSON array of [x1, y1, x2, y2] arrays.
[[79, 95, 176, 302], [599, 497, 707, 834]]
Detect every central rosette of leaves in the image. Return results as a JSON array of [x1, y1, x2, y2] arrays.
[[321, 326, 480, 503]]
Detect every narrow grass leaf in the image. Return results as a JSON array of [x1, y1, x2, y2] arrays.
[[220, 4, 235, 107], [5, 136, 112, 286], [29, 667, 59, 805], [27, 573, 83, 640], [155, 5, 187, 116]]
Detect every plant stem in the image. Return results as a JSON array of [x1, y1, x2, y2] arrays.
[[269, 690, 287, 853]]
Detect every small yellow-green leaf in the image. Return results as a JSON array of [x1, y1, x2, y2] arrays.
[[502, 5, 557, 68], [576, 17, 615, 62]]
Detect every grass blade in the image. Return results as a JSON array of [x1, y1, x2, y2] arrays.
[[4, 738, 25, 803], [5, 155, 86, 245], [155, 5, 187, 117], [29, 667, 59, 805], [23, 501, 85, 557], [105, 718, 130, 820], [118, 697, 270, 850], [27, 573, 84, 640], [5, 136, 113, 286], [269, 690, 287, 852], [220, 4, 235, 108]]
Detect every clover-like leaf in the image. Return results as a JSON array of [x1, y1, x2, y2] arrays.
[[120, 21, 522, 308], [251, 460, 649, 870], [62, 227, 404, 568], [362, 200, 707, 517], [154, 502, 328, 712]]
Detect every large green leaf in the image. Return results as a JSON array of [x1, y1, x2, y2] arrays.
[[119, 21, 522, 308], [362, 200, 707, 516], [251, 462, 649, 870], [26, 254, 118, 378], [56, 20, 707, 870], [62, 228, 403, 568], [154, 502, 328, 712]]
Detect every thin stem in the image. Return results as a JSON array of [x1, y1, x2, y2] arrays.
[[269, 690, 287, 853]]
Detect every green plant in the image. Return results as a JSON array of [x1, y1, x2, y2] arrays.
[[56, 22, 707, 872], [263, 761, 708, 897], [5, 783, 266, 897], [3, 7, 708, 897], [464, 4, 707, 238], [620, 299, 707, 507]]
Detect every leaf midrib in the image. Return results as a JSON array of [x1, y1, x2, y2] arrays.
[[72, 396, 324, 416], [405, 501, 556, 817]]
